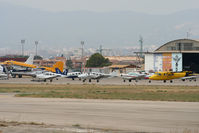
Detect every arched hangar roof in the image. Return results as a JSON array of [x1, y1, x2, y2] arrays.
[[155, 39, 199, 53]]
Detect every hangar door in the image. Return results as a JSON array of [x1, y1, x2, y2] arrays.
[[183, 53, 199, 73]]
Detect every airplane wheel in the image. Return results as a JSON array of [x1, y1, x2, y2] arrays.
[[89, 79, 91, 82], [170, 80, 173, 83], [194, 79, 196, 82], [83, 80, 86, 82], [123, 80, 126, 82], [182, 79, 185, 82], [129, 80, 131, 82], [79, 78, 81, 81], [44, 79, 47, 82], [50, 79, 53, 82], [72, 78, 74, 80], [97, 80, 99, 82], [149, 80, 151, 83], [18, 75, 22, 78], [163, 80, 166, 83], [189, 80, 192, 82]]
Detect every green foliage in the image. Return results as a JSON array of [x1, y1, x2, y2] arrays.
[[86, 53, 112, 67], [66, 58, 73, 69]]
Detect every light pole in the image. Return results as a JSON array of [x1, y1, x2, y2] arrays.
[[21, 40, 25, 56], [35, 41, 39, 57], [81, 41, 84, 72]]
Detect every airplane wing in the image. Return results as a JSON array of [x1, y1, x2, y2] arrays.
[[181, 75, 199, 81]]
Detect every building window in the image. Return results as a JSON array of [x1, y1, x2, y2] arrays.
[[183, 43, 193, 50]]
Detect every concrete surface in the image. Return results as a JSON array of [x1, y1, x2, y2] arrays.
[[1, 77, 199, 86], [0, 93, 199, 133]]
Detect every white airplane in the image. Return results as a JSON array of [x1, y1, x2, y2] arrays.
[[78, 71, 117, 82], [0, 65, 9, 80], [121, 72, 147, 82], [31, 71, 61, 82], [0, 66, 9, 80], [181, 72, 199, 82], [55, 68, 81, 80]]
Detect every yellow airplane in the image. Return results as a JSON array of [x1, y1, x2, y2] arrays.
[[149, 71, 186, 83], [41, 61, 64, 73], [2, 55, 36, 71], [2, 55, 64, 77]]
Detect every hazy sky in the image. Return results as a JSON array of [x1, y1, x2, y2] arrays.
[[1, 0, 199, 14]]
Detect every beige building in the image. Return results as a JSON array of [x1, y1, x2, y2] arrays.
[[145, 39, 199, 73]]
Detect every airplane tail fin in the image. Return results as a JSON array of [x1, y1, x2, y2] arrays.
[[63, 69, 68, 75], [55, 68, 68, 75], [55, 68, 62, 74], [53, 61, 64, 73], [25, 54, 34, 64], [2, 65, 9, 79], [110, 71, 118, 77]]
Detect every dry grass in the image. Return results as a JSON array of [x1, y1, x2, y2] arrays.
[[0, 84, 199, 102]]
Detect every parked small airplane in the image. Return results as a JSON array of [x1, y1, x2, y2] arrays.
[[31, 71, 60, 82], [55, 68, 81, 80], [149, 71, 187, 83], [180, 71, 199, 82], [78, 71, 117, 82], [10, 61, 64, 78], [3, 54, 36, 72], [121, 72, 146, 82]]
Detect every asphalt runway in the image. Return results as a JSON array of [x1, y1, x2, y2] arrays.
[[0, 93, 199, 133], [1, 77, 199, 86]]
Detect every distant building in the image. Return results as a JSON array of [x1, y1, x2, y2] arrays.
[[109, 64, 140, 74], [0, 55, 28, 62], [34, 56, 66, 68], [105, 56, 143, 65]]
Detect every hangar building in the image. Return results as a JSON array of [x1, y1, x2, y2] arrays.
[[145, 39, 199, 73]]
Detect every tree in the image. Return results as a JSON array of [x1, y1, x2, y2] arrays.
[[86, 53, 112, 67], [34, 55, 43, 60], [66, 58, 73, 69]]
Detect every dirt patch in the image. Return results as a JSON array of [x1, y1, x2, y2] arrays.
[[0, 121, 132, 133]]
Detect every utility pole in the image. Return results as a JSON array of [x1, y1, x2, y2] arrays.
[[139, 36, 143, 58], [21, 40, 25, 56], [35, 41, 39, 57], [81, 41, 84, 72]]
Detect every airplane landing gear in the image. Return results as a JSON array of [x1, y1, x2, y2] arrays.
[[163, 80, 166, 83], [97, 80, 99, 82], [129, 80, 131, 82], [123, 80, 126, 82], [170, 80, 173, 83], [89, 79, 91, 82], [149, 80, 151, 83]]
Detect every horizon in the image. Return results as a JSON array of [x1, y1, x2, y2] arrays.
[[0, 0, 199, 56]]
